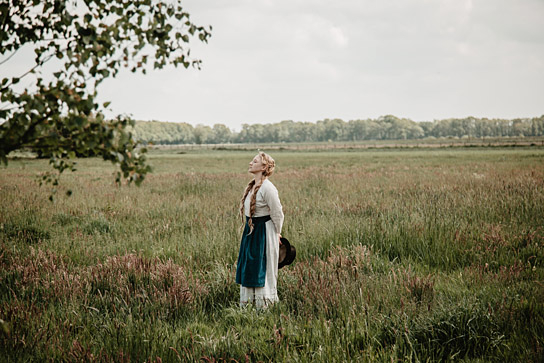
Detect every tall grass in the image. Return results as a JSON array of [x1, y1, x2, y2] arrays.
[[1, 148, 543, 361]]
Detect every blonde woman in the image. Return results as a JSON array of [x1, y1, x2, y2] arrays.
[[236, 152, 284, 308]]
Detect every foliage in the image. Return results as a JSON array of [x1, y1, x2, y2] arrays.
[[131, 115, 544, 145], [0, 0, 211, 188], [1, 148, 543, 361]]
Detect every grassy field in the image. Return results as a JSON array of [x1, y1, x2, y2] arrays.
[[1, 146, 543, 361], [152, 136, 544, 152]]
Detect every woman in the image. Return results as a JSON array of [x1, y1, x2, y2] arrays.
[[236, 152, 284, 308]]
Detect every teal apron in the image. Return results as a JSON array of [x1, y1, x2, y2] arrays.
[[236, 215, 271, 287]]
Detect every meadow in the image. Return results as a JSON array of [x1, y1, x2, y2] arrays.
[[1, 145, 543, 362]]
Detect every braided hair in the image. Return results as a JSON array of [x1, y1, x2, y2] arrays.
[[239, 152, 276, 234]]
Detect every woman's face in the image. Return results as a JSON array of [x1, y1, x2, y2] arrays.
[[248, 154, 265, 174]]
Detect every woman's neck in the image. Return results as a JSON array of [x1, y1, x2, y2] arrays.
[[253, 173, 266, 185]]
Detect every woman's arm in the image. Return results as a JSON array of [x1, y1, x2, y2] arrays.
[[262, 181, 284, 234]]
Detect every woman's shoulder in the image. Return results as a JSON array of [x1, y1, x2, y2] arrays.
[[260, 179, 278, 193], [262, 178, 275, 187]]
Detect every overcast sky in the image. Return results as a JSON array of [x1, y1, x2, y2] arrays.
[[9, 0, 544, 130]]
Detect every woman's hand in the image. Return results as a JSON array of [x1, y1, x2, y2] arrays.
[[278, 233, 282, 245]]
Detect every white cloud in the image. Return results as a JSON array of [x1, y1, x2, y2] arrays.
[[330, 26, 349, 48], [106, 0, 544, 125], [4, 0, 544, 128]]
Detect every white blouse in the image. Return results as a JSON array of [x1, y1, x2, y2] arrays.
[[244, 179, 284, 234]]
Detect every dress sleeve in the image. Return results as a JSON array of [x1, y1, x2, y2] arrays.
[[261, 181, 284, 234]]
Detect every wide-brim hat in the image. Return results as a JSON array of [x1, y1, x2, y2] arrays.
[[278, 237, 296, 269]]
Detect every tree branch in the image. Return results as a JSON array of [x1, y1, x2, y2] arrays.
[[0, 48, 18, 65], [1, 110, 53, 155]]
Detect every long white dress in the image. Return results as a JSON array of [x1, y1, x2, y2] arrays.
[[239, 179, 284, 308]]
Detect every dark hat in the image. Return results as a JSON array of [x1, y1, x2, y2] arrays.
[[278, 237, 296, 269]]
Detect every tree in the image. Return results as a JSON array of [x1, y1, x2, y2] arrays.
[[211, 123, 232, 144], [0, 0, 211, 192], [321, 118, 344, 141], [193, 124, 212, 144]]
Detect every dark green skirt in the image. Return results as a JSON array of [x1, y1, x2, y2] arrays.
[[236, 215, 271, 287]]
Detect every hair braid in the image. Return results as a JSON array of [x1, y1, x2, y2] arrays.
[[239, 179, 255, 221], [247, 180, 264, 234]]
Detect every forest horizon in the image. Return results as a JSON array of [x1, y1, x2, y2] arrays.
[[132, 114, 544, 145]]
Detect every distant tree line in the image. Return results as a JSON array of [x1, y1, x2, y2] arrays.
[[131, 115, 544, 145]]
